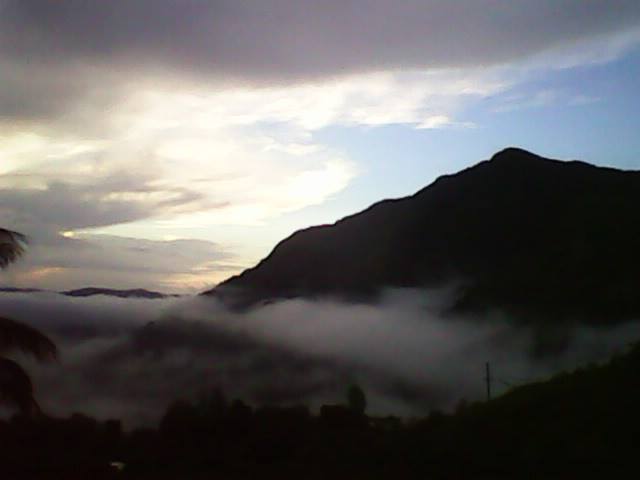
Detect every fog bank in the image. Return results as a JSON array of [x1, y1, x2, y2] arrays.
[[1, 289, 638, 427]]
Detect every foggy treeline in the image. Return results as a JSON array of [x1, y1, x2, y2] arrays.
[[0, 289, 637, 426]]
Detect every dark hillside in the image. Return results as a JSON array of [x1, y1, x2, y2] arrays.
[[208, 148, 640, 324]]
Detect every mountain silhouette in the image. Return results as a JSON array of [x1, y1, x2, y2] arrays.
[[62, 288, 178, 299], [0, 287, 178, 299], [207, 148, 640, 324]]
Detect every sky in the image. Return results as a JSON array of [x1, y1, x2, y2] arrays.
[[1, 1, 640, 293]]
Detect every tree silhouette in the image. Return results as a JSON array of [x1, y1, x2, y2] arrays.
[[347, 384, 367, 416], [0, 229, 57, 416]]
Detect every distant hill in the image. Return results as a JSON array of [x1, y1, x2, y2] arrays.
[[62, 287, 179, 299], [0, 287, 46, 294], [207, 148, 640, 324], [0, 287, 179, 299]]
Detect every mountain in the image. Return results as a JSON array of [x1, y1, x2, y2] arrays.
[[62, 288, 178, 299], [0, 287, 46, 294], [0, 287, 178, 299], [206, 148, 640, 324]]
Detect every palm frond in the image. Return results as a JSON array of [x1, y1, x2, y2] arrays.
[[0, 317, 58, 362], [0, 356, 39, 416], [0, 228, 27, 269]]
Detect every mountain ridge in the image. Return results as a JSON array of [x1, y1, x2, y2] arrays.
[[0, 286, 181, 299], [206, 147, 640, 324]]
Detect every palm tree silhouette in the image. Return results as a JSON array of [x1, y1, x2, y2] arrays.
[[0, 229, 57, 416]]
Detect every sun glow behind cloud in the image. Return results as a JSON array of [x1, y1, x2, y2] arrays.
[[0, 56, 629, 292], [0, 67, 506, 238]]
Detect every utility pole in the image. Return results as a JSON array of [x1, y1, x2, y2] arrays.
[[485, 362, 492, 401]]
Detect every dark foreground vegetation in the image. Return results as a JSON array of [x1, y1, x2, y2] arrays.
[[2, 344, 640, 479]]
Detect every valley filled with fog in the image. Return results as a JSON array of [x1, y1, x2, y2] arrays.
[[2, 289, 637, 427]]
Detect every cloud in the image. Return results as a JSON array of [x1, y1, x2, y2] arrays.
[[0, 1, 637, 130], [2, 1, 639, 83], [493, 89, 561, 112], [0, 176, 185, 232], [1, 289, 639, 427], [1, 233, 234, 293], [492, 88, 604, 113], [0, 66, 362, 289], [0, 60, 126, 130], [0, 64, 504, 237], [0, 129, 356, 228]]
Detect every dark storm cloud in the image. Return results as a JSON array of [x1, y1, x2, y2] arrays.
[[1, 0, 639, 84], [0, 61, 122, 128]]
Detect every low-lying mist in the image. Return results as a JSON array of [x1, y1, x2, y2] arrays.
[[1, 289, 639, 427]]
